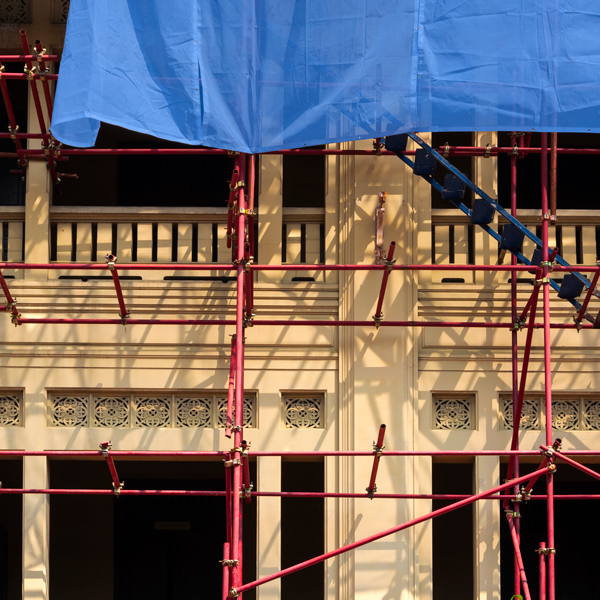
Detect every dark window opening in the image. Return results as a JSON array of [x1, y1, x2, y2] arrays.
[[54, 124, 259, 209], [0, 459, 22, 600], [432, 461, 474, 600], [431, 133, 473, 209], [281, 460, 324, 600], [49, 460, 256, 600], [282, 146, 326, 208], [0, 56, 27, 206], [497, 132, 600, 210]]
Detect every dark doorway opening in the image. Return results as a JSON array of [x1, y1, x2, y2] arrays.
[[50, 460, 256, 600], [432, 461, 474, 600], [0, 459, 22, 600], [500, 461, 600, 600], [281, 460, 324, 600]]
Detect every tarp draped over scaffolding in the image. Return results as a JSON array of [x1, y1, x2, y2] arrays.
[[51, 0, 600, 153]]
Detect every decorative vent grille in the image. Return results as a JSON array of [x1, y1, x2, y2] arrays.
[[0, 0, 30, 23], [48, 391, 257, 429], [433, 395, 474, 430], [500, 396, 540, 430], [51, 0, 68, 24], [500, 396, 600, 431], [0, 393, 22, 426], [282, 394, 324, 429]]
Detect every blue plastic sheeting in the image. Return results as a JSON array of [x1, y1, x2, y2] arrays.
[[51, 0, 600, 153]]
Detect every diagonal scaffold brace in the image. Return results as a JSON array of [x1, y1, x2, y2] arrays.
[[99, 441, 124, 495], [373, 243, 396, 328], [366, 424, 386, 499], [0, 268, 21, 326], [105, 254, 130, 327]]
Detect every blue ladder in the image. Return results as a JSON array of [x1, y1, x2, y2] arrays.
[[385, 133, 599, 322]]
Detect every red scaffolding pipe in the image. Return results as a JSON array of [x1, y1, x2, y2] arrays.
[[225, 335, 237, 438], [230, 466, 551, 597], [33, 40, 53, 122], [0, 261, 598, 272], [19, 31, 60, 186], [373, 243, 396, 326], [2, 448, 600, 457], [100, 442, 123, 493], [507, 513, 532, 600], [106, 255, 129, 324], [541, 131, 556, 600], [12, 317, 597, 330], [231, 152, 247, 593], [366, 424, 386, 499]]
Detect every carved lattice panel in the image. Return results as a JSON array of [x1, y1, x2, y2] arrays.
[[176, 397, 212, 428], [51, 0, 68, 24], [93, 397, 130, 428], [0, 0, 30, 23], [583, 400, 600, 430], [500, 397, 541, 430], [552, 399, 580, 431], [283, 396, 324, 429], [216, 396, 256, 429], [133, 397, 171, 427], [50, 396, 88, 426], [434, 396, 473, 430], [0, 394, 21, 426]]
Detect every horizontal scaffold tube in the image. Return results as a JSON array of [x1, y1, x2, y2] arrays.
[[0, 489, 598, 500], [0, 449, 598, 457], [0, 262, 598, 273], [6, 146, 600, 157], [13, 318, 594, 329]]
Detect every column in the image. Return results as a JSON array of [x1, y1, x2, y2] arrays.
[[257, 456, 281, 600], [475, 456, 501, 600], [257, 155, 283, 283], [23, 456, 49, 600]]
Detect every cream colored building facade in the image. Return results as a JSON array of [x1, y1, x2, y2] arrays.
[[0, 3, 599, 600]]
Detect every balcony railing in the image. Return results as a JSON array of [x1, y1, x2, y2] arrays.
[[430, 209, 599, 284]]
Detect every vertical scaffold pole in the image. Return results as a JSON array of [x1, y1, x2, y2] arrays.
[[540, 132, 556, 600], [231, 154, 247, 597], [538, 542, 547, 600], [510, 132, 521, 599]]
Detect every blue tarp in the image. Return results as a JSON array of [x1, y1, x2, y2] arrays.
[[51, 0, 600, 153]]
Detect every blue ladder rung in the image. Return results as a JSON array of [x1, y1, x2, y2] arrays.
[[384, 134, 408, 154], [442, 173, 466, 200], [500, 224, 526, 250], [413, 149, 437, 176], [471, 197, 495, 225], [558, 274, 586, 299]]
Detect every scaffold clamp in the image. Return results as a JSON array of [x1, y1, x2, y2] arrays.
[[372, 314, 383, 328], [512, 317, 526, 332], [8, 124, 18, 139], [511, 144, 519, 157], [241, 483, 254, 498], [229, 587, 240, 598], [384, 257, 396, 273], [105, 254, 117, 270], [230, 180, 245, 191], [99, 441, 112, 458], [536, 547, 556, 555], [373, 442, 385, 458], [366, 484, 377, 499], [484, 143, 491, 158], [443, 142, 450, 158], [112, 481, 124, 496], [220, 559, 239, 567]]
